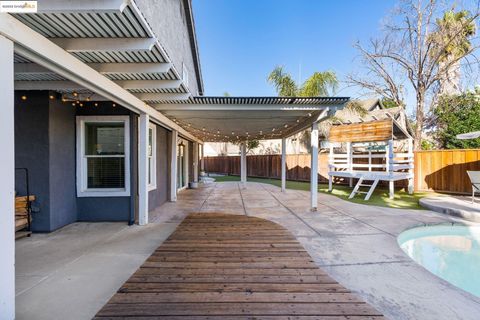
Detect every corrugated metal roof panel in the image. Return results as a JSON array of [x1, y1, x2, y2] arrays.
[[165, 96, 350, 105]]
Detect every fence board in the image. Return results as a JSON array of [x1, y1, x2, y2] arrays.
[[206, 149, 480, 194], [414, 149, 480, 194]]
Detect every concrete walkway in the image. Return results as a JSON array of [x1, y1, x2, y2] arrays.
[[151, 182, 480, 320], [420, 195, 480, 222], [15, 181, 480, 320]]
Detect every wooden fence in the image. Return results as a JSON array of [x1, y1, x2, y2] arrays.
[[414, 149, 480, 194], [205, 149, 480, 194]]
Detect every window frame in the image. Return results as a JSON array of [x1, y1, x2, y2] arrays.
[[76, 115, 131, 197], [147, 122, 157, 191]]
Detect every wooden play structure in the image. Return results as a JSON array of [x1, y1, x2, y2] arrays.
[[327, 119, 414, 200]]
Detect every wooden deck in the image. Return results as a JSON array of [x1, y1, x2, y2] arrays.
[[94, 213, 384, 319]]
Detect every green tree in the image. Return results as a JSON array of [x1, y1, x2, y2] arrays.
[[347, 1, 479, 150], [267, 66, 338, 97], [431, 10, 476, 96], [433, 88, 480, 149]]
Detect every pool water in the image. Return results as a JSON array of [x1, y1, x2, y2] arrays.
[[398, 225, 480, 298]]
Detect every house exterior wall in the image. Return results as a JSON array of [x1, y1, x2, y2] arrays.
[[135, 0, 202, 95], [148, 124, 169, 211], [14, 91, 51, 232], [48, 96, 77, 230], [14, 93, 193, 231], [76, 103, 137, 223]]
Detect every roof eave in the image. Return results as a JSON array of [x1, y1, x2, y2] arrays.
[[183, 0, 204, 96]]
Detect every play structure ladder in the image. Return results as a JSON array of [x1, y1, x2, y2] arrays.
[[349, 177, 380, 200]]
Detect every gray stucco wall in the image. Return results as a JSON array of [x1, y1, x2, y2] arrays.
[[136, 0, 201, 95], [15, 91, 51, 232], [148, 124, 169, 211], [48, 97, 77, 230], [15, 92, 78, 232]]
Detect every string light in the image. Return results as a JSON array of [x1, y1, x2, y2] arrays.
[[49, 95, 55, 100], [21, 95, 27, 101], [94, 103, 98, 107], [112, 103, 116, 107], [72, 91, 78, 97]]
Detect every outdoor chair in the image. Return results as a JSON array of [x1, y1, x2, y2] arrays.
[[467, 171, 480, 203]]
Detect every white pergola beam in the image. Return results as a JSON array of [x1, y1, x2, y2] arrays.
[[15, 80, 82, 90], [0, 13, 200, 143], [37, 0, 129, 13], [281, 138, 286, 192], [0, 35, 15, 320], [89, 62, 171, 74], [15, 79, 183, 90], [310, 121, 319, 211], [134, 93, 191, 101], [155, 104, 330, 111], [50, 38, 156, 52], [15, 62, 172, 74], [116, 80, 182, 90], [138, 113, 149, 225]]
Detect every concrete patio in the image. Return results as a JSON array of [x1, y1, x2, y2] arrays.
[[16, 181, 480, 319]]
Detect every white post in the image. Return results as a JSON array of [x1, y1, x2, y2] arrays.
[[407, 138, 414, 194], [138, 114, 149, 225], [200, 144, 205, 172], [169, 130, 178, 201], [387, 140, 394, 199], [310, 122, 319, 211], [281, 137, 286, 192], [328, 143, 333, 191], [240, 142, 247, 186], [193, 142, 199, 183], [0, 35, 15, 320], [346, 142, 353, 187]]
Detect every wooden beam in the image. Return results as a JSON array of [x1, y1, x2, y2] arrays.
[[329, 119, 393, 143]]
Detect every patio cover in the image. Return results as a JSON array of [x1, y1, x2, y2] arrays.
[[155, 96, 349, 142]]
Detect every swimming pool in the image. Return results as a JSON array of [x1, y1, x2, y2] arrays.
[[398, 224, 480, 298]]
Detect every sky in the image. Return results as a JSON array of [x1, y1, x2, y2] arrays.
[[192, 0, 397, 98]]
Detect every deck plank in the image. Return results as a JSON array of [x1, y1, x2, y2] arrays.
[[94, 213, 383, 319]]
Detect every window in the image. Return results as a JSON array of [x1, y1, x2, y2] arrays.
[[76, 116, 130, 197], [148, 123, 157, 191]]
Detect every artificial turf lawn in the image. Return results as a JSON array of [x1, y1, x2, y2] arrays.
[[212, 175, 431, 210]]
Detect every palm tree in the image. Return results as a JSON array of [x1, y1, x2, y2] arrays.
[[267, 66, 338, 97], [432, 10, 476, 96], [267, 66, 339, 153]]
